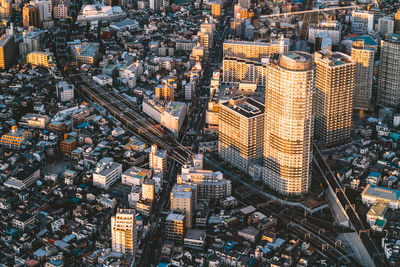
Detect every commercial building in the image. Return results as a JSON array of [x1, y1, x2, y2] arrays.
[[0, 126, 32, 150], [263, 52, 315, 196], [222, 57, 268, 86], [350, 10, 373, 34], [92, 157, 122, 190], [223, 39, 289, 61], [361, 184, 400, 209], [350, 36, 376, 110], [165, 212, 186, 243], [171, 190, 193, 228], [378, 34, 400, 108], [77, 4, 127, 22], [27, 51, 56, 68], [308, 21, 341, 46], [111, 209, 137, 255], [149, 144, 167, 174], [23, 4, 40, 28], [122, 166, 151, 186], [0, 34, 16, 71], [314, 50, 355, 147], [218, 96, 264, 174], [72, 43, 100, 64]]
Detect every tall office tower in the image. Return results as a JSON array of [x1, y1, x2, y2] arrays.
[[351, 38, 376, 110], [111, 209, 137, 255], [31, 0, 52, 22], [314, 50, 355, 147], [0, 34, 17, 71], [218, 96, 264, 174], [223, 38, 288, 61], [170, 190, 193, 228], [377, 17, 394, 36], [395, 10, 400, 34], [23, 4, 40, 28], [378, 34, 400, 108], [263, 52, 315, 196], [149, 144, 167, 174], [211, 1, 222, 17], [239, 0, 250, 9]]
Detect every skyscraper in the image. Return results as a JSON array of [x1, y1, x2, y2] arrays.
[[263, 52, 315, 196], [218, 96, 264, 174], [23, 4, 40, 28], [111, 209, 137, 255], [351, 37, 376, 110], [0, 34, 17, 71], [378, 34, 400, 108], [314, 50, 355, 147]]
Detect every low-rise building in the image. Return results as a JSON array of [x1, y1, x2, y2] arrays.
[[122, 166, 151, 186], [93, 157, 122, 190]]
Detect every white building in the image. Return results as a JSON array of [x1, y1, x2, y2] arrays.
[[93, 74, 113, 87], [77, 3, 127, 22], [31, 0, 52, 22], [308, 21, 341, 46], [93, 157, 122, 190], [350, 10, 374, 34], [19, 29, 44, 55], [56, 81, 74, 102], [377, 17, 394, 36], [149, 144, 167, 174], [122, 166, 152, 186]]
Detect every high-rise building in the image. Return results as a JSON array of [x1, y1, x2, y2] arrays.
[[23, 4, 40, 28], [314, 50, 355, 147], [222, 57, 269, 85], [111, 209, 137, 255], [155, 83, 174, 102], [263, 52, 315, 196], [149, 144, 167, 174], [141, 179, 155, 200], [378, 34, 400, 108], [351, 37, 376, 110], [395, 10, 400, 34], [377, 17, 394, 36], [19, 29, 44, 55], [170, 190, 193, 228], [0, 34, 17, 71], [165, 211, 185, 243], [218, 96, 264, 174], [211, 1, 222, 17], [149, 0, 162, 10], [223, 39, 288, 61]]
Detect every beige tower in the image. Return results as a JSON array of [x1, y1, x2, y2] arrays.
[[314, 50, 355, 147], [111, 209, 137, 255], [263, 52, 315, 196], [351, 39, 375, 110]]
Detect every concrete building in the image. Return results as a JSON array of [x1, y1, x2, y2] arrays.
[[31, 0, 52, 22], [0, 34, 16, 71], [0, 126, 31, 150], [77, 4, 127, 22], [23, 4, 40, 28], [122, 166, 151, 186], [377, 17, 394, 36], [263, 52, 315, 196], [92, 157, 122, 190], [350, 36, 376, 110], [149, 0, 163, 10], [0, 0, 12, 17], [93, 74, 113, 87], [19, 29, 44, 55], [155, 83, 175, 102], [72, 43, 100, 64], [149, 144, 167, 174], [165, 212, 186, 243], [56, 81, 74, 102], [239, 0, 250, 9], [223, 39, 289, 61], [361, 184, 400, 209], [222, 57, 269, 86], [308, 21, 341, 46], [218, 96, 264, 174], [53, 0, 71, 19], [142, 179, 155, 201], [211, 1, 222, 17], [395, 10, 400, 34], [378, 34, 400, 108], [350, 10, 373, 34], [27, 51, 56, 68], [20, 113, 50, 129], [171, 190, 193, 228], [3, 167, 40, 190], [111, 209, 137, 255], [314, 50, 355, 147]]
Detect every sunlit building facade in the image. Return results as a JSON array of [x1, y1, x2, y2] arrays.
[[111, 209, 137, 255], [263, 52, 315, 196], [314, 50, 355, 147]]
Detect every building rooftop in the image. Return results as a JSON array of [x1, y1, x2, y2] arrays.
[[222, 96, 264, 119], [280, 51, 314, 71], [315, 50, 354, 66], [385, 33, 400, 44], [362, 184, 400, 202], [166, 213, 185, 222], [171, 191, 192, 199]]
